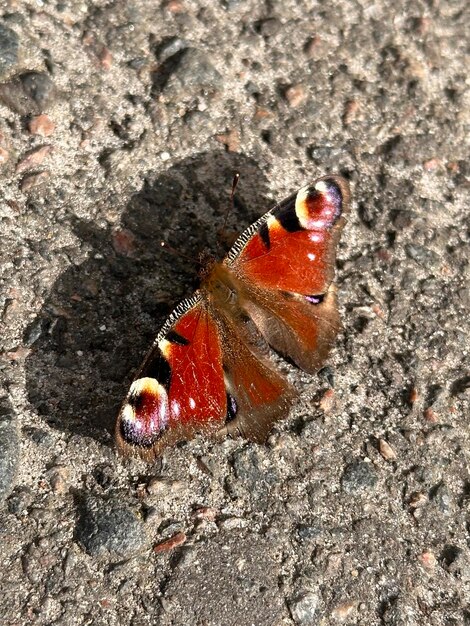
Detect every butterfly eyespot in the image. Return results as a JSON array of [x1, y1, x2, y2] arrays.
[[296, 178, 344, 230], [119, 414, 167, 448], [119, 377, 170, 447]]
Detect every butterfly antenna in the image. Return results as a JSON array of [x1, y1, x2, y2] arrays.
[[160, 241, 204, 267], [217, 172, 240, 254]]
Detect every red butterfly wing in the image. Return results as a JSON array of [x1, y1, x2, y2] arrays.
[[227, 175, 350, 295], [215, 311, 296, 443], [116, 295, 295, 458], [226, 175, 350, 373], [116, 297, 227, 459]]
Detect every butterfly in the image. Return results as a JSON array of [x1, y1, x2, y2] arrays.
[[116, 175, 351, 460]]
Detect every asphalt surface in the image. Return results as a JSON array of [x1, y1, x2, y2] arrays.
[[0, 1, 468, 625]]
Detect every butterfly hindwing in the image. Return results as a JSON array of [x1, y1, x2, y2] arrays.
[[215, 310, 297, 443], [240, 285, 341, 374]]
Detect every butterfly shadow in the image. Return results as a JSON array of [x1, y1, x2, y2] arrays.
[[23, 151, 272, 447]]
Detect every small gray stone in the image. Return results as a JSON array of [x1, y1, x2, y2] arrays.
[[296, 523, 323, 542], [256, 17, 282, 38], [155, 36, 188, 62], [0, 70, 55, 115], [431, 483, 453, 515], [75, 494, 148, 559], [405, 243, 438, 267], [289, 591, 319, 625], [0, 397, 19, 501], [23, 317, 46, 346], [7, 485, 32, 515], [155, 47, 222, 98], [341, 460, 378, 494], [20, 71, 55, 109], [0, 24, 19, 77], [232, 447, 278, 493]]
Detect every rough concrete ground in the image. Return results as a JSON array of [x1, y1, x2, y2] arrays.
[[0, 0, 469, 625]]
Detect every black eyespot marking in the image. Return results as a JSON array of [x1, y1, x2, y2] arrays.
[[225, 393, 238, 423], [273, 202, 303, 232], [305, 294, 325, 305], [142, 350, 171, 389], [166, 330, 190, 345], [128, 391, 145, 410], [259, 221, 271, 249]]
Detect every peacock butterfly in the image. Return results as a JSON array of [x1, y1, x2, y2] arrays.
[[116, 175, 351, 460]]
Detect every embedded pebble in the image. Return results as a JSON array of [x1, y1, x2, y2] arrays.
[[99, 47, 112, 70], [28, 114, 55, 137], [289, 591, 319, 625], [257, 17, 282, 38], [155, 36, 188, 62], [341, 460, 378, 494], [154, 531, 187, 553], [343, 99, 360, 125], [405, 243, 438, 267], [75, 494, 148, 559], [111, 228, 136, 256], [217, 516, 247, 531], [7, 485, 32, 515], [0, 71, 55, 115], [146, 477, 184, 497], [214, 128, 240, 152], [20, 170, 50, 191], [192, 506, 217, 521], [0, 397, 19, 501], [408, 492, 427, 509], [419, 550, 437, 570], [378, 439, 397, 461], [319, 388, 336, 413], [284, 84, 308, 107], [48, 466, 68, 494], [156, 47, 222, 98], [0, 24, 19, 77], [22, 70, 54, 108], [331, 601, 356, 620], [16, 145, 52, 174], [0, 146, 9, 164], [430, 483, 453, 514], [163, 0, 185, 12]]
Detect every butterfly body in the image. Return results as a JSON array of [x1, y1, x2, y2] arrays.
[[116, 175, 351, 460]]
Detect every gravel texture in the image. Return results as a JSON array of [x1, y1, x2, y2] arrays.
[[0, 1, 469, 625]]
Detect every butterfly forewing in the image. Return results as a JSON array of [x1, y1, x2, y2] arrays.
[[227, 175, 350, 296], [226, 175, 350, 373], [116, 297, 227, 459]]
